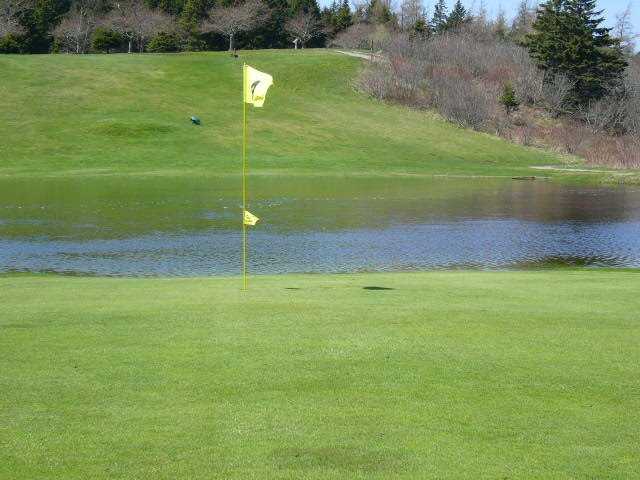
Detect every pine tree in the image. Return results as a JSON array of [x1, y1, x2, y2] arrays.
[[431, 0, 447, 33], [500, 82, 520, 114], [526, 0, 628, 103], [492, 7, 508, 40], [366, 0, 394, 25], [446, 0, 468, 31], [290, 0, 321, 17], [334, 0, 352, 32], [412, 17, 430, 38], [249, 0, 290, 49], [179, 0, 213, 50]]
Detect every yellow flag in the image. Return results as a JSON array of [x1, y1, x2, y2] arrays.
[[244, 65, 273, 107], [243, 210, 259, 226]]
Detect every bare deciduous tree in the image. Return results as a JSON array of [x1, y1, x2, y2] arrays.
[[614, 3, 639, 55], [510, 0, 535, 39], [329, 22, 389, 51], [0, 0, 29, 38], [53, 3, 97, 53], [102, 0, 174, 53], [399, 0, 424, 31], [285, 11, 323, 49], [201, 0, 267, 52]]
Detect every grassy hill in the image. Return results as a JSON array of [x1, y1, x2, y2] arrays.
[[0, 49, 564, 177]]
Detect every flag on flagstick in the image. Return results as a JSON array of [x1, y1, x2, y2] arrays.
[[243, 210, 259, 226], [244, 65, 273, 107]]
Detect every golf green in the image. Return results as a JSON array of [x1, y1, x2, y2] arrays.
[[1, 270, 638, 478]]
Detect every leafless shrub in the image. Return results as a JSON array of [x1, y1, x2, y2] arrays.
[[330, 22, 375, 49], [357, 29, 640, 168], [358, 32, 525, 130], [102, 0, 174, 53], [429, 75, 493, 129], [615, 137, 640, 168], [513, 123, 536, 146], [285, 11, 323, 49], [358, 66, 396, 100], [583, 135, 640, 169], [540, 74, 573, 117], [622, 61, 640, 134], [329, 22, 391, 50], [201, 0, 268, 51], [512, 48, 544, 105], [0, 0, 29, 38], [581, 61, 640, 136], [582, 97, 628, 134], [547, 121, 591, 155], [53, 3, 96, 53]]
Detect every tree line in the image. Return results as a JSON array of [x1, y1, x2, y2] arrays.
[[0, 0, 354, 53]]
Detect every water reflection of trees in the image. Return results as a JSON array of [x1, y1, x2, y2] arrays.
[[1, 176, 639, 240], [260, 178, 640, 232]]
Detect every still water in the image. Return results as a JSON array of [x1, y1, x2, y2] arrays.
[[1, 175, 640, 276]]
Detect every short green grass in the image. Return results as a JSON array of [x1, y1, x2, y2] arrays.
[[2, 271, 639, 479], [0, 50, 567, 177]]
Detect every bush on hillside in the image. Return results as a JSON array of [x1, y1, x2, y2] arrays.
[[0, 34, 22, 53], [147, 32, 181, 52], [329, 23, 387, 50], [92, 28, 124, 53]]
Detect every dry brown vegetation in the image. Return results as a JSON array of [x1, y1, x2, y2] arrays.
[[351, 29, 640, 168]]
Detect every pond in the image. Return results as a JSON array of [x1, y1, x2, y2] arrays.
[[1, 175, 640, 276]]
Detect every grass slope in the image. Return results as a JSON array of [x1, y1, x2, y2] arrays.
[[0, 50, 564, 177], [1, 271, 639, 479]]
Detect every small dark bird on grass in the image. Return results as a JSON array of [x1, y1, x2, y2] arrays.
[[190, 116, 201, 125]]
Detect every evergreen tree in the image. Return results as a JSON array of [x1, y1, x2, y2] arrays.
[[179, 0, 213, 50], [289, 0, 321, 16], [493, 7, 508, 40], [333, 0, 352, 32], [526, 0, 628, 103], [431, 0, 447, 33], [365, 0, 394, 25], [13, 0, 72, 53], [246, 0, 290, 49], [412, 17, 429, 38], [320, 2, 337, 36], [445, 0, 468, 31], [320, 0, 351, 37], [91, 26, 123, 53], [500, 82, 520, 114]]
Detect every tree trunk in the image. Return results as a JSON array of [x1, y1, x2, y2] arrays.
[[229, 33, 234, 52], [128, 38, 132, 54]]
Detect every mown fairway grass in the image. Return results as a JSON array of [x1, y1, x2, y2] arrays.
[[0, 49, 567, 178], [1, 271, 639, 479]]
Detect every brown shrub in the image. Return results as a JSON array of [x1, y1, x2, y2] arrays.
[[354, 30, 640, 168]]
